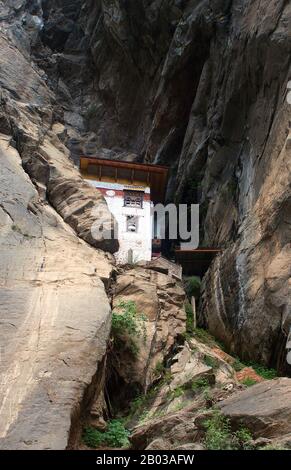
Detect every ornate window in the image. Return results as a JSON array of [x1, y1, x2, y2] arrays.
[[124, 190, 144, 208]]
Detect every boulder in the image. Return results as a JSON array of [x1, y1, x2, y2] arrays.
[[219, 378, 291, 439], [131, 410, 199, 451]]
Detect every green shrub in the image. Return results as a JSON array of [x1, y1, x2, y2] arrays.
[[204, 412, 233, 450], [161, 371, 173, 385], [83, 420, 130, 448], [154, 361, 166, 377], [191, 377, 210, 392], [192, 327, 210, 343], [204, 411, 253, 450], [173, 401, 188, 412], [139, 410, 150, 424], [232, 358, 246, 372], [185, 276, 201, 299], [169, 377, 211, 400], [126, 395, 149, 424], [83, 427, 103, 448], [203, 387, 212, 402], [129, 395, 147, 415], [242, 377, 257, 387], [153, 409, 166, 419], [234, 427, 254, 450], [127, 381, 165, 423], [204, 355, 219, 370], [231, 356, 277, 380], [111, 301, 147, 355], [168, 387, 184, 399], [193, 328, 217, 347], [85, 103, 98, 120], [247, 362, 277, 380]]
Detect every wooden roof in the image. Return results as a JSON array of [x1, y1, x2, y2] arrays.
[[175, 249, 221, 276], [80, 156, 169, 204]]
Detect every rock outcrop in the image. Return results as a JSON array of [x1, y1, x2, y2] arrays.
[[126, 333, 235, 450], [0, 28, 118, 253], [128, 336, 237, 450], [129, 337, 291, 450], [0, 135, 112, 449], [108, 266, 186, 405], [199, 141, 291, 371], [130, 377, 291, 451]]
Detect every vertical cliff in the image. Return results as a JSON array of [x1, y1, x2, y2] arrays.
[[0, 1, 116, 449], [0, 0, 290, 450], [38, 0, 291, 370]]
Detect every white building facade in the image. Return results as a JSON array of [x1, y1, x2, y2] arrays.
[[89, 180, 153, 264], [80, 156, 169, 265]]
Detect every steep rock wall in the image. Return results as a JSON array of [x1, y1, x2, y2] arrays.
[[40, 0, 291, 371], [0, 1, 117, 449], [0, 1, 290, 452], [109, 266, 186, 403], [0, 134, 112, 449]]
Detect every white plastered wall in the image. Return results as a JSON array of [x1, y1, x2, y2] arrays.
[[88, 180, 152, 264]]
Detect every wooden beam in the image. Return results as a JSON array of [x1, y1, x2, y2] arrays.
[[80, 156, 169, 204], [80, 156, 169, 175], [175, 249, 221, 254]]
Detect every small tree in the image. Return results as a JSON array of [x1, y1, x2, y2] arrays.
[[83, 419, 130, 448], [111, 301, 147, 356], [185, 276, 201, 299]]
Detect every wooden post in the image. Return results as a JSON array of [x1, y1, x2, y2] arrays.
[[147, 171, 150, 186], [128, 249, 133, 265], [191, 296, 197, 329]]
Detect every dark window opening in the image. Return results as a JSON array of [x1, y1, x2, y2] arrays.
[[126, 215, 139, 233]]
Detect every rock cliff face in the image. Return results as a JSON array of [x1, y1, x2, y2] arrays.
[[0, 133, 113, 449], [0, 1, 117, 450], [35, 0, 290, 371], [0, 0, 290, 450], [109, 266, 186, 402]]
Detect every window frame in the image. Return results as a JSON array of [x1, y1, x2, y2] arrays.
[[123, 190, 144, 209]]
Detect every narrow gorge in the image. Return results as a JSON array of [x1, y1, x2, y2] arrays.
[[0, 0, 290, 452]]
